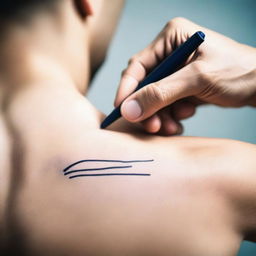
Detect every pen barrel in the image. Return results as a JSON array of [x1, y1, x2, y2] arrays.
[[136, 31, 205, 91]]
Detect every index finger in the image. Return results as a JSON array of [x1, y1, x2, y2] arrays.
[[114, 45, 164, 107]]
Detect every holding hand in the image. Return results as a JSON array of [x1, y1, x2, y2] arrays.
[[115, 18, 256, 135]]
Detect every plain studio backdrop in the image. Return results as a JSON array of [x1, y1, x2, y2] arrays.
[[88, 0, 256, 254]]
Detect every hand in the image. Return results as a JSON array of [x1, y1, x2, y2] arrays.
[[115, 17, 256, 135]]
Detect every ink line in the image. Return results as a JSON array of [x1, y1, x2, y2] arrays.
[[69, 173, 151, 179], [63, 159, 154, 173], [64, 165, 132, 175]]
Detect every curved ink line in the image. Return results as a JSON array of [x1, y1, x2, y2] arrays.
[[69, 173, 151, 179], [63, 159, 154, 172], [64, 165, 132, 175]]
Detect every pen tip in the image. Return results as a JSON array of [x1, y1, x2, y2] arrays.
[[100, 117, 111, 129], [100, 121, 107, 129], [100, 107, 121, 129]]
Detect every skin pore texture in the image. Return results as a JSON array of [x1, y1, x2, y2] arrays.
[[0, 0, 255, 255]]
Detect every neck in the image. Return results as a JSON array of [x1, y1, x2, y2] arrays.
[[0, 1, 90, 98]]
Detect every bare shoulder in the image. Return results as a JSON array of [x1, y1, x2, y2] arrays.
[[5, 93, 255, 256]]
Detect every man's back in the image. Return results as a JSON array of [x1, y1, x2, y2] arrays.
[[0, 0, 255, 254], [1, 80, 255, 256]]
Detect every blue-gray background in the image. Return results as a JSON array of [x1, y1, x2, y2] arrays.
[[88, 0, 256, 255]]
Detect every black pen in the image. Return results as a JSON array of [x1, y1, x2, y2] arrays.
[[101, 31, 205, 129]]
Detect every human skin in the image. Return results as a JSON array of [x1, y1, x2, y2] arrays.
[[0, 1, 256, 256], [2, 86, 256, 256], [115, 18, 256, 135]]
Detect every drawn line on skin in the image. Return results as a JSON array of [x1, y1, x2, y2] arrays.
[[69, 173, 151, 179], [63, 159, 154, 173], [64, 165, 132, 175]]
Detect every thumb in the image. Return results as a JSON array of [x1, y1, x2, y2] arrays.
[[120, 63, 200, 122]]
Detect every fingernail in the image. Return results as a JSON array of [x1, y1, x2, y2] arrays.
[[122, 100, 142, 120]]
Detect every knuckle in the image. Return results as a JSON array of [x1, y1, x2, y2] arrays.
[[191, 61, 212, 85], [128, 54, 148, 74], [128, 55, 139, 65], [121, 68, 128, 77], [167, 17, 188, 28], [191, 61, 205, 74], [145, 82, 169, 106]]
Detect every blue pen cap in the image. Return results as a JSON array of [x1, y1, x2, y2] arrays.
[[197, 31, 205, 40]]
